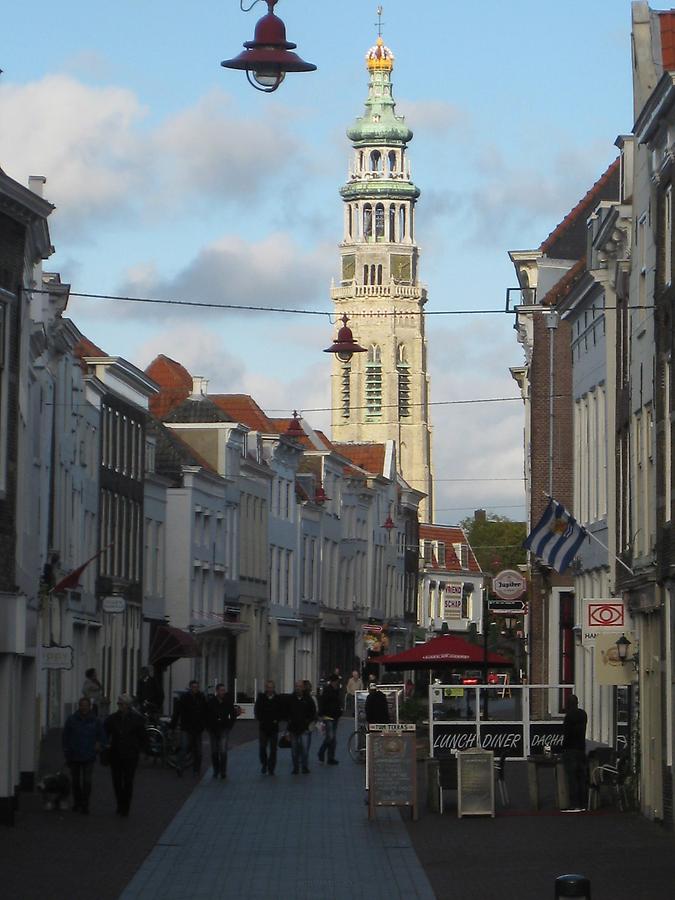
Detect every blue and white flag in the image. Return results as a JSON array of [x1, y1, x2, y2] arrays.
[[523, 498, 587, 573]]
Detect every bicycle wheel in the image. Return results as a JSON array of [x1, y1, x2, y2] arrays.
[[145, 727, 165, 765], [348, 729, 366, 764]]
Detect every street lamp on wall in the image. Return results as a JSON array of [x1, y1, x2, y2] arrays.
[[221, 0, 316, 93], [615, 633, 638, 671]]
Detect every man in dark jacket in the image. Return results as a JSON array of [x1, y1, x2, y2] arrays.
[[255, 680, 284, 775], [365, 683, 390, 725], [286, 680, 316, 774], [171, 680, 207, 776], [104, 694, 147, 816], [206, 683, 238, 779], [562, 694, 588, 810], [63, 697, 105, 814], [318, 674, 342, 765]]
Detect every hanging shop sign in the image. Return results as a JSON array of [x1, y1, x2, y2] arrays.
[[102, 596, 126, 614], [492, 570, 527, 601], [41, 644, 74, 670]]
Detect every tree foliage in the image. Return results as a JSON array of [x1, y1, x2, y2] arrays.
[[459, 514, 526, 575]]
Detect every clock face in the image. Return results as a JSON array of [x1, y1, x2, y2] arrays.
[[390, 253, 411, 282], [342, 254, 356, 282]]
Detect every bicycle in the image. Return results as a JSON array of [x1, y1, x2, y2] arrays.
[[347, 725, 367, 764]]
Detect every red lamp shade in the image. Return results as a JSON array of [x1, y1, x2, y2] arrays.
[[286, 410, 304, 439], [323, 314, 367, 363], [221, 1, 316, 93], [382, 515, 395, 531], [314, 485, 330, 505]]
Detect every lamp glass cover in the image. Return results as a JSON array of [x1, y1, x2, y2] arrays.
[[252, 67, 285, 88]]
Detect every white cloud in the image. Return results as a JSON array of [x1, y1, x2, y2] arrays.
[[397, 98, 470, 136], [0, 75, 145, 233], [115, 232, 334, 317]]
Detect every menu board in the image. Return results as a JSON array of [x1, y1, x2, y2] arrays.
[[457, 748, 495, 818], [368, 726, 417, 820]]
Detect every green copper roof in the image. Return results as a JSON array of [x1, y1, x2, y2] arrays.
[[346, 63, 412, 147]]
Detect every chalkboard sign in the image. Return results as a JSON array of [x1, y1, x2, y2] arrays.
[[457, 748, 495, 818], [368, 726, 417, 820]]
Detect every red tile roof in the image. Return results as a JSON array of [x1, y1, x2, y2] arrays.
[[332, 443, 386, 477], [145, 355, 193, 419], [211, 395, 274, 431], [73, 336, 108, 372], [660, 12, 675, 71], [419, 524, 481, 574], [539, 158, 620, 256]]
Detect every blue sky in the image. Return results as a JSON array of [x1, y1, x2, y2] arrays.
[[0, 1, 636, 523]]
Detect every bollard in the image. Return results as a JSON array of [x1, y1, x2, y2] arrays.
[[554, 874, 591, 898]]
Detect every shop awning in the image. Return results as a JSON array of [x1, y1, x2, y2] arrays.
[[148, 625, 200, 667], [377, 633, 513, 670]]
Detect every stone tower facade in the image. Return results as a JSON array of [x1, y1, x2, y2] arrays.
[[330, 35, 433, 521]]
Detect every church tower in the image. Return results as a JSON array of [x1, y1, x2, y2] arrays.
[[330, 32, 433, 521]]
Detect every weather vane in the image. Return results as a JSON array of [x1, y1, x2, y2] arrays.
[[376, 5, 384, 37]]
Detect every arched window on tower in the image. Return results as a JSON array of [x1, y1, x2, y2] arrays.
[[389, 205, 396, 242], [388, 150, 397, 174], [366, 344, 382, 420], [377, 264, 383, 285], [348, 205, 353, 239], [399, 205, 406, 240], [370, 150, 382, 173], [370, 264, 376, 285], [359, 151, 365, 172], [375, 203, 385, 239], [397, 344, 410, 419], [363, 204, 373, 240]]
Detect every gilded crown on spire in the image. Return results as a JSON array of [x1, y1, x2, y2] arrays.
[[366, 36, 394, 71]]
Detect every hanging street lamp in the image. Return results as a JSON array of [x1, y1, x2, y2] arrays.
[[323, 314, 367, 363], [221, 0, 316, 94]]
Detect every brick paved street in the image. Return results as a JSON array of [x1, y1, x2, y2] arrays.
[[5, 727, 675, 900]]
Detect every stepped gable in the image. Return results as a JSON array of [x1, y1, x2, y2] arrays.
[[211, 394, 274, 431], [163, 395, 233, 424], [419, 523, 481, 574], [540, 157, 620, 260], [145, 355, 193, 419], [149, 420, 216, 484], [331, 442, 386, 477]]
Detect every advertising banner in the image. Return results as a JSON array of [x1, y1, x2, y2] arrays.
[[443, 584, 463, 620]]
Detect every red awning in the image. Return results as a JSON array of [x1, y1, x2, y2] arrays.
[[377, 634, 513, 670], [148, 625, 199, 667]]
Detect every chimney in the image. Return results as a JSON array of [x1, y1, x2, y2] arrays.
[[190, 376, 209, 399], [29, 175, 47, 197]]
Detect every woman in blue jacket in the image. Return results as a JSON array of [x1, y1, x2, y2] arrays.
[[62, 696, 105, 814]]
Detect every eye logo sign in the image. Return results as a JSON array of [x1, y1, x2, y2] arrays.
[[586, 602, 624, 628]]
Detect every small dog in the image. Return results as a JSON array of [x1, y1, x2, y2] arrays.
[[36, 770, 71, 811]]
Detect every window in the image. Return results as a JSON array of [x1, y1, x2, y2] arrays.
[[389, 205, 396, 241], [397, 344, 410, 418], [363, 204, 373, 239], [375, 203, 385, 239], [388, 150, 396, 173], [370, 150, 381, 172], [664, 184, 672, 288], [399, 205, 406, 240], [436, 542, 446, 567], [366, 344, 382, 419]]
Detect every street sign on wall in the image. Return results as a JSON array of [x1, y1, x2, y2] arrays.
[[582, 599, 626, 646], [488, 599, 527, 615]]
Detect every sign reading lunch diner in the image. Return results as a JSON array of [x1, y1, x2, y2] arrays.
[[492, 570, 526, 601]]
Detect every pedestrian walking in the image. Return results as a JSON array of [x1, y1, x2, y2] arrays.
[[170, 680, 207, 776], [82, 668, 106, 716], [62, 697, 105, 814], [562, 693, 588, 811], [365, 682, 390, 725], [136, 666, 164, 714], [318, 673, 342, 765], [345, 670, 363, 716], [286, 680, 316, 774], [254, 680, 284, 775], [104, 694, 147, 816], [206, 683, 238, 779]]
